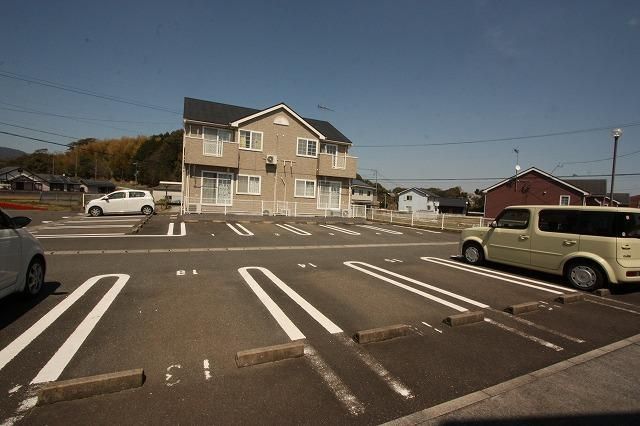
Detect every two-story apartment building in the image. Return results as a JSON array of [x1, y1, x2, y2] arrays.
[[181, 98, 357, 216]]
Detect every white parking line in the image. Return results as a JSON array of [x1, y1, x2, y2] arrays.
[[585, 299, 640, 315], [0, 274, 130, 374], [490, 309, 585, 343], [31, 274, 130, 384], [356, 224, 403, 235], [336, 334, 413, 399], [227, 223, 254, 236], [344, 261, 489, 311], [238, 267, 342, 334], [237, 268, 305, 341], [304, 345, 365, 416], [68, 218, 141, 223], [276, 223, 312, 235], [36, 223, 185, 239], [319, 224, 361, 235], [167, 223, 174, 236], [483, 318, 564, 351], [392, 224, 441, 234], [41, 225, 133, 229], [420, 257, 570, 295], [76, 215, 143, 219]]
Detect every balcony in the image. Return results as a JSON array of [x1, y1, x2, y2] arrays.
[[318, 153, 357, 178], [183, 136, 239, 168]]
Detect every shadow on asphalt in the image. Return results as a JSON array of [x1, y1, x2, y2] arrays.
[[449, 257, 640, 295], [440, 412, 640, 426], [0, 281, 65, 331]]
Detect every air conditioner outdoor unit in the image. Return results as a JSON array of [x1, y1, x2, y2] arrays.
[[266, 155, 278, 165]]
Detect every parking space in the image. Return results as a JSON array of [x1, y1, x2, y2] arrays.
[[3, 243, 639, 424], [30, 215, 146, 239]]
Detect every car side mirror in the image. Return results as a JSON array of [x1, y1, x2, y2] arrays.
[[489, 221, 497, 228], [11, 216, 32, 228]]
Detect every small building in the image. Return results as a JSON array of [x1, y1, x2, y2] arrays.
[[0, 167, 47, 191], [38, 174, 82, 192], [630, 195, 640, 208], [350, 179, 375, 206], [153, 181, 183, 205], [80, 179, 116, 194], [435, 197, 468, 215], [482, 167, 630, 218], [396, 188, 438, 212]]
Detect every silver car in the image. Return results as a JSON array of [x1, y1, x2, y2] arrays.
[[0, 208, 46, 300]]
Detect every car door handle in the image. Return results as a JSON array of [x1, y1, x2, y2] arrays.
[[621, 245, 631, 250], [519, 235, 530, 240], [563, 240, 577, 246]]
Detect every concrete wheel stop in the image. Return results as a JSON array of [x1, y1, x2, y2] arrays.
[[353, 324, 411, 344], [235, 341, 305, 367]]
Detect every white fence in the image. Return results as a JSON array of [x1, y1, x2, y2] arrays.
[[184, 198, 367, 218], [368, 208, 493, 231]]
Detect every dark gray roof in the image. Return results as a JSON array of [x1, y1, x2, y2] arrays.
[[0, 166, 18, 175], [81, 179, 115, 187], [38, 174, 80, 185], [565, 179, 607, 195], [613, 193, 630, 205], [352, 179, 375, 189], [183, 97, 352, 144], [436, 197, 468, 208]]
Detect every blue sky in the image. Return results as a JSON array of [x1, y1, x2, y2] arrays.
[[1, 0, 639, 194]]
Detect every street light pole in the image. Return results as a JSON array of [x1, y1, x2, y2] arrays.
[[609, 128, 623, 206]]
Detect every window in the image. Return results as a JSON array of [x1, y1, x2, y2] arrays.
[[406, 195, 412, 201], [107, 192, 126, 199], [318, 181, 341, 210], [239, 130, 263, 151], [203, 127, 231, 156], [367, 191, 371, 196], [0, 210, 12, 229], [129, 191, 146, 198], [236, 175, 261, 195], [186, 124, 202, 138], [201, 171, 233, 205], [617, 213, 640, 238], [577, 211, 616, 237], [295, 179, 316, 198], [495, 209, 530, 229], [538, 210, 579, 233], [321, 143, 337, 155], [559, 195, 571, 205], [297, 138, 318, 157]]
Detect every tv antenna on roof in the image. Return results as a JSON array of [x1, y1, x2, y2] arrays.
[[317, 104, 335, 112]]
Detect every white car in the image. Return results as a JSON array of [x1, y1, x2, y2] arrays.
[[85, 190, 155, 217], [0, 208, 46, 300]]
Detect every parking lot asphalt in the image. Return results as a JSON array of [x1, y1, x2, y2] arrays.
[[1, 213, 639, 424]]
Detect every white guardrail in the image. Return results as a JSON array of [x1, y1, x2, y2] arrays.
[[184, 198, 368, 218], [367, 209, 493, 231]]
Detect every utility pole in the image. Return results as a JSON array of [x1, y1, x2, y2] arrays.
[[133, 161, 139, 185], [374, 169, 378, 208], [74, 149, 78, 177], [94, 154, 98, 179], [51, 156, 55, 175], [609, 128, 623, 206]]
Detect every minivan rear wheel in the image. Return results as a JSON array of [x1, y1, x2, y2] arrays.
[[565, 261, 605, 291], [463, 242, 485, 265]]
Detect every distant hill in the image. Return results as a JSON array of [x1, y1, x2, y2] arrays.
[[0, 146, 26, 160]]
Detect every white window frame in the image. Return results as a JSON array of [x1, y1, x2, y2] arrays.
[[406, 195, 412, 201], [236, 174, 261, 196], [202, 127, 231, 157], [294, 179, 316, 198], [317, 180, 342, 210], [200, 171, 234, 206], [297, 138, 318, 158], [559, 195, 571, 205], [239, 130, 263, 151], [186, 124, 203, 138]]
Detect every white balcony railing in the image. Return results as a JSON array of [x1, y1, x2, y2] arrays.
[[332, 154, 346, 169], [203, 139, 223, 157]]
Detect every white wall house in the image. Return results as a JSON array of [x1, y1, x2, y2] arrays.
[[397, 188, 437, 212]]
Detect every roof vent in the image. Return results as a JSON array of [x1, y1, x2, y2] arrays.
[[273, 116, 289, 126]]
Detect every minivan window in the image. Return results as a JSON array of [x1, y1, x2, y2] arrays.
[[495, 209, 530, 229], [617, 213, 640, 238], [538, 210, 579, 233], [577, 211, 616, 237]]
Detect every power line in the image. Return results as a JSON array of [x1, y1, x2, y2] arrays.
[[356, 121, 640, 148], [0, 121, 80, 140], [0, 69, 180, 114], [0, 101, 177, 124], [364, 173, 640, 182]]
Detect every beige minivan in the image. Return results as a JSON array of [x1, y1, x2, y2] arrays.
[[460, 205, 640, 291]]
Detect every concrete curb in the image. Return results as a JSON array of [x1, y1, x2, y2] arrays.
[[354, 324, 411, 344], [129, 214, 153, 235], [236, 341, 305, 367], [594, 288, 611, 296], [505, 301, 539, 315], [443, 311, 484, 327], [37, 368, 145, 405], [555, 293, 585, 304], [382, 333, 640, 425]]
